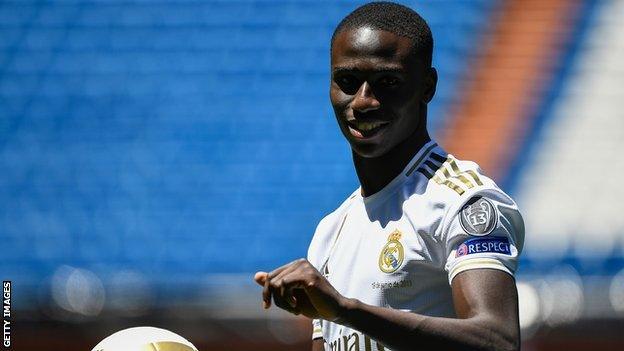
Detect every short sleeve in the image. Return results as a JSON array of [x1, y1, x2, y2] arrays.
[[308, 216, 335, 341], [444, 191, 525, 284], [311, 319, 323, 340]]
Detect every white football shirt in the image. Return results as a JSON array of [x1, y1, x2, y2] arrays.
[[307, 140, 524, 351]]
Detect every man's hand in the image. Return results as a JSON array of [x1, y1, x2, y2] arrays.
[[254, 258, 351, 321]]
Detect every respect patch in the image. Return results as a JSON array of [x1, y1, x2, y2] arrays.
[[456, 237, 511, 258]]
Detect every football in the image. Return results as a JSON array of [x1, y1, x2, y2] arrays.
[[91, 326, 198, 351]]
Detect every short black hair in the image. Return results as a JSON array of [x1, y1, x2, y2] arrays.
[[331, 1, 434, 66]]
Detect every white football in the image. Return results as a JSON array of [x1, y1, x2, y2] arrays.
[[92, 326, 198, 351]]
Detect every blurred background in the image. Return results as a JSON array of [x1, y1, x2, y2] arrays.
[[1, 0, 623, 350]]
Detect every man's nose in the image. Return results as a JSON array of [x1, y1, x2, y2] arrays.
[[351, 82, 380, 113]]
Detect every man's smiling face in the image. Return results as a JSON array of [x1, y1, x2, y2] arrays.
[[330, 27, 433, 158]]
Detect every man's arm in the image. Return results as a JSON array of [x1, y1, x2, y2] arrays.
[[255, 259, 519, 351], [338, 268, 519, 351], [311, 338, 324, 351]]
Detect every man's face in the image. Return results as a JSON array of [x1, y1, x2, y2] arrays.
[[330, 27, 433, 158]]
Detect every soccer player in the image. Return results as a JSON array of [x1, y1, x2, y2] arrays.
[[254, 2, 524, 351]]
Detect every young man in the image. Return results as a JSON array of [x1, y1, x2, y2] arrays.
[[254, 2, 524, 351]]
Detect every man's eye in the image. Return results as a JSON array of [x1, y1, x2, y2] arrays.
[[335, 76, 360, 94], [337, 76, 356, 86], [379, 76, 400, 87]]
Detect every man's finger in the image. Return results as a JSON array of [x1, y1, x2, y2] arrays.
[[262, 273, 272, 309], [267, 260, 299, 280], [260, 259, 307, 310], [279, 274, 307, 309], [254, 262, 293, 309], [270, 264, 302, 309], [262, 261, 296, 309], [270, 268, 302, 315], [254, 271, 267, 286]]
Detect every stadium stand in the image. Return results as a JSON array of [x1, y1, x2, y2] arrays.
[[515, 0, 624, 267], [0, 0, 497, 311], [441, 0, 581, 182]]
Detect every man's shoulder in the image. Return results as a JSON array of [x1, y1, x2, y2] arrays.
[[409, 153, 516, 219], [307, 188, 360, 267], [419, 153, 522, 240], [319, 188, 360, 224]]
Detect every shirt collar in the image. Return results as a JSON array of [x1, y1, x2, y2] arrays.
[[359, 140, 441, 204]]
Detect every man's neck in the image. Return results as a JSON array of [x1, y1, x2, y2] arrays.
[[354, 128, 430, 197]]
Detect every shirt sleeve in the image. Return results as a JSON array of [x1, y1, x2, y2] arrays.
[[307, 216, 334, 341], [311, 318, 323, 340], [444, 190, 525, 284]]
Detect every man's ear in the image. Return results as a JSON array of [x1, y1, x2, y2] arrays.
[[423, 67, 438, 103]]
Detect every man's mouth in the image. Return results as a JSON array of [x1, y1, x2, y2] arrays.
[[347, 120, 389, 139]]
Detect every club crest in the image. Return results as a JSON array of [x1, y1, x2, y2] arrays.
[[460, 196, 497, 236], [378, 230, 404, 273]]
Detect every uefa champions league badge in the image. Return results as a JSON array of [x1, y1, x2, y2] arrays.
[[459, 196, 497, 236], [456, 243, 469, 257], [378, 229, 405, 273]]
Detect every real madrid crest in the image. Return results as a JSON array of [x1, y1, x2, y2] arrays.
[[378, 229, 405, 273]]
